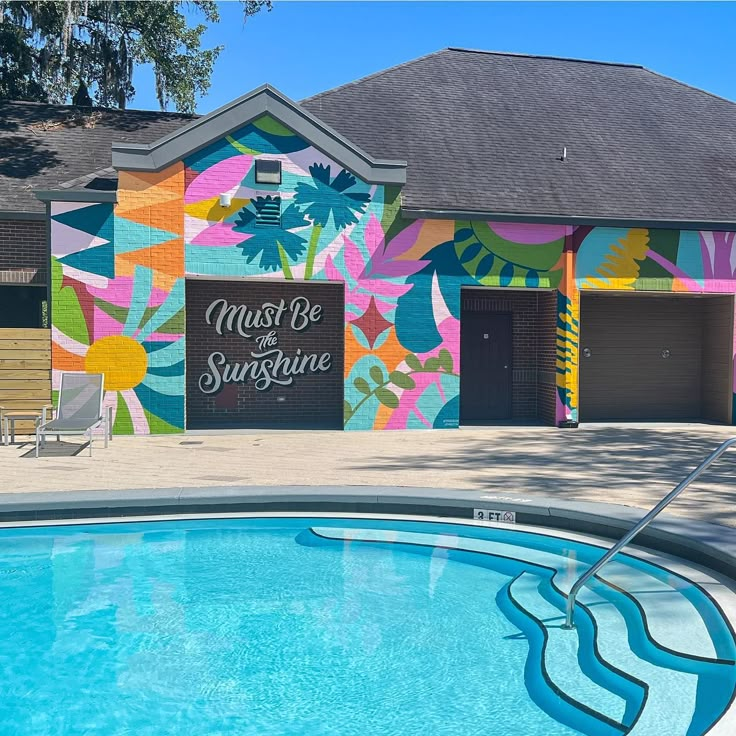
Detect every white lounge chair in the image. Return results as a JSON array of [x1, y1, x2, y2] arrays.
[[35, 372, 110, 457]]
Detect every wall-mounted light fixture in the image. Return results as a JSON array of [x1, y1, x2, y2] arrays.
[[661, 349, 671, 359], [255, 159, 282, 185], [582, 347, 592, 358], [219, 192, 233, 208]]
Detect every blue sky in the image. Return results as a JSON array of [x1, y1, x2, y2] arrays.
[[131, 1, 736, 112]]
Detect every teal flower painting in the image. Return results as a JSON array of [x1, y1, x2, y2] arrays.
[[294, 164, 371, 279], [233, 197, 309, 275], [294, 164, 371, 230]]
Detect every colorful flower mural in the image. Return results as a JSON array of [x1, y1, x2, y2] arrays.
[[50, 166, 186, 434], [49, 114, 736, 434]]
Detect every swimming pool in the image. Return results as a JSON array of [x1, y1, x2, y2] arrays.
[[0, 515, 734, 735]]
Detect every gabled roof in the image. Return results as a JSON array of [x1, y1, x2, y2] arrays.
[[6, 48, 736, 226], [109, 84, 407, 185], [0, 101, 194, 213], [301, 48, 736, 226]]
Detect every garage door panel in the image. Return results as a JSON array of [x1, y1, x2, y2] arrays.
[[580, 295, 705, 421]]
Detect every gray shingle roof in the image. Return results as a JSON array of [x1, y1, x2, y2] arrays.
[[0, 101, 194, 212], [3, 49, 736, 224], [301, 48, 736, 224]]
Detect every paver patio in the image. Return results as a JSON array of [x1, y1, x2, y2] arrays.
[[2, 424, 736, 527]]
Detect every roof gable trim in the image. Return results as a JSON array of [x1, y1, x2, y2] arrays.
[[34, 190, 117, 204], [111, 85, 407, 185]]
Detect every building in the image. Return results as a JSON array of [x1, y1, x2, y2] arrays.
[[3, 48, 736, 433]]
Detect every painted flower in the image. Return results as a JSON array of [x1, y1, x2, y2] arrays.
[[51, 264, 185, 434], [232, 197, 309, 272], [294, 164, 371, 230]]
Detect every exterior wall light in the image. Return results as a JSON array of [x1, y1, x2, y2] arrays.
[[255, 159, 282, 185], [661, 349, 671, 359], [219, 192, 233, 207], [582, 347, 592, 358]]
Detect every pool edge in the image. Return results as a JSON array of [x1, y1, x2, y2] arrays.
[[0, 485, 735, 582]]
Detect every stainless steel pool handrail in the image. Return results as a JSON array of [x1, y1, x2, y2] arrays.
[[563, 436, 736, 630]]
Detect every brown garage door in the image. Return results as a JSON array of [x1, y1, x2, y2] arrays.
[[580, 294, 731, 422], [186, 279, 344, 429]]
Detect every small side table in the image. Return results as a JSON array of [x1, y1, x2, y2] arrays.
[[2, 406, 51, 446]]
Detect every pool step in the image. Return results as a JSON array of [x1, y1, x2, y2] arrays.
[[302, 525, 736, 735], [499, 571, 638, 735], [571, 578, 732, 736]]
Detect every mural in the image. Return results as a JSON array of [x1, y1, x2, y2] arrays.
[[575, 227, 736, 293], [49, 114, 736, 433], [50, 166, 186, 434]]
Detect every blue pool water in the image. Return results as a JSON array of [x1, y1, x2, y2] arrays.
[[0, 517, 733, 736]]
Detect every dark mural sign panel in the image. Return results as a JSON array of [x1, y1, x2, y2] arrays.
[[185, 280, 344, 429]]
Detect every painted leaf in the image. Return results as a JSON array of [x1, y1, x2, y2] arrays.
[[459, 242, 482, 264], [395, 241, 469, 354], [500, 261, 514, 286], [424, 357, 441, 372], [369, 365, 385, 384], [354, 377, 371, 395], [389, 371, 416, 390], [525, 270, 540, 288], [51, 258, 90, 345], [438, 348, 454, 373], [578, 228, 650, 290], [375, 387, 399, 409], [476, 254, 495, 278], [343, 400, 353, 421], [405, 354, 422, 371]]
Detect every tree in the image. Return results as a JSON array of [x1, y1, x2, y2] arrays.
[[0, 0, 271, 113]]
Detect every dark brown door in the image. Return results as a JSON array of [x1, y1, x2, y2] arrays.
[[460, 312, 513, 422]]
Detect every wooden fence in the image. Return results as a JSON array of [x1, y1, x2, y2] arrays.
[[0, 328, 52, 434]]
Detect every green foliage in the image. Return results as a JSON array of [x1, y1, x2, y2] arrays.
[[437, 348, 453, 373], [375, 387, 399, 409], [389, 371, 416, 390], [344, 354, 460, 425], [369, 365, 385, 384], [0, 0, 271, 112]]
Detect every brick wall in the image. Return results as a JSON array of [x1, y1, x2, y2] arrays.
[[185, 278, 344, 429], [0, 219, 47, 284]]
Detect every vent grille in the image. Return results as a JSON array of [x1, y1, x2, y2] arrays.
[[255, 196, 281, 227]]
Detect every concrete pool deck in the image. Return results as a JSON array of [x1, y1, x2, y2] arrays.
[[2, 424, 736, 526]]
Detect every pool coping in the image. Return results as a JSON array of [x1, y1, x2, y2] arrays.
[[1, 484, 736, 581]]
